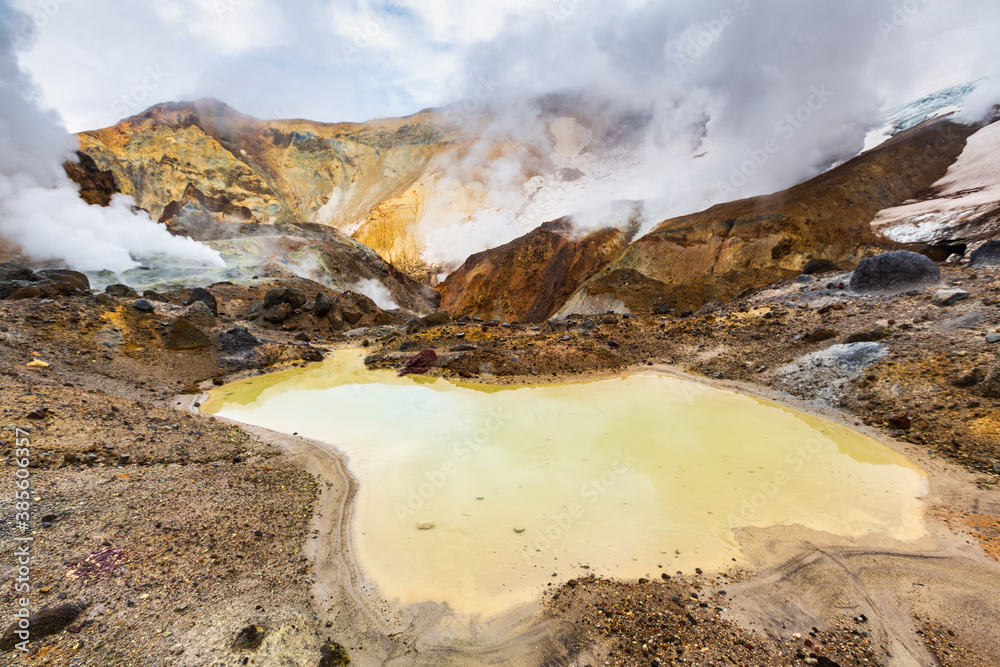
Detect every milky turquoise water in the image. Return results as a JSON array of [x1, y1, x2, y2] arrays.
[[202, 349, 927, 616]]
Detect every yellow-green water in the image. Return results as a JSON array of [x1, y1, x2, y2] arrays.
[[202, 349, 927, 616]]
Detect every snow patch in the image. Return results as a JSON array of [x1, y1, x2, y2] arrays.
[[872, 120, 1000, 245]]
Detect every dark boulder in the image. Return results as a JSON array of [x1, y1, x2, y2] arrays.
[[264, 287, 306, 310], [105, 284, 138, 298], [801, 258, 840, 275], [219, 327, 262, 354], [219, 327, 264, 371], [38, 270, 90, 292], [421, 310, 452, 327], [342, 309, 364, 326], [0, 281, 33, 299], [803, 328, 838, 344], [8, 280, 81, 300], [132, 299, 155, 313], [184, 287, 218, 316], [167, 320, 210, 350], [888, 413, 912, 430], [0, 262, 39, 282], [850, 251, 940, 293], [0, 602, 83, 650], [299, 346, 325, 362], [845, 324, 891, 344], [313, 292, 333, 318], [348, 292, 376, 314], [318, 640, 351, 666], [263, 304, 292, 324], [328, 312, 346, 331], [142, 290, 168, 302], [952, 370, 983, 388], [970, 240, 1000, 268], [653, 303, 674, 315]]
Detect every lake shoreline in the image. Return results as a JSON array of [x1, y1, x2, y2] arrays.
[[186, 356, 1000, 666]]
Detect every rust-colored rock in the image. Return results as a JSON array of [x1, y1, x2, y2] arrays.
[[438, 218, 637, 322], [399, 350, 438, 376], [63, 151, 119, 206], [167, 319, 211, 350]]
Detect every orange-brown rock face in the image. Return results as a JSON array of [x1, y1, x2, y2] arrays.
[[63, 151, 119, 207], [558, 119, 975, 316], [73, 99, 453, 277], [437, 218, 637, 322]]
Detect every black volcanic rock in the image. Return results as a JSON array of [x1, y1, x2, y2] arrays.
[[219, 327, 262, 353], [106, 284, 138, 298], [970, 240, 1000, 267], [38, 269, 90, 292], [313, 292, 333, 318], [264, 287, 307, 310], [263, 304, 292, 324], [0, 281, 34, 299], [801, 258, 839, 275], [0, 603, 83, 650], [0, 263, 39, 282], [8, 280, 82, 300], [850, 251, 940, 293], [185, 287, 218, 315]]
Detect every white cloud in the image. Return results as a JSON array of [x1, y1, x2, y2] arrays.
[[4, 0, 999, 275], [9, 0, 998, 135]]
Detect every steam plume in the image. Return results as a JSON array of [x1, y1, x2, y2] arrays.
[[0, 0, 222, 273]]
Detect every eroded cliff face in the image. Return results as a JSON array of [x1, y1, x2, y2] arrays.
[[70, 98, 663, 284], [437, 217, 638, 322], [557, 119, 976, 316], [74, 99, 454, 279]]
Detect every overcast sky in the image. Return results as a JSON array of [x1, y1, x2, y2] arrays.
[[7, 0, 1000, 132]]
